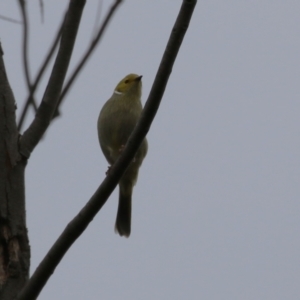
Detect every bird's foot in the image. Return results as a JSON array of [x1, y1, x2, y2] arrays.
[[106, 166, 111, 175]]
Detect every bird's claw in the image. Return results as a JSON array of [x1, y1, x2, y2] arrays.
[[106, 166, 111, 175]]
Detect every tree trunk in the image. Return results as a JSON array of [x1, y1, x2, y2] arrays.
[[0, 43, 30, 299]]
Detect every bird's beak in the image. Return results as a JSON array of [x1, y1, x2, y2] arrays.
[[135, 75, 143, 82]]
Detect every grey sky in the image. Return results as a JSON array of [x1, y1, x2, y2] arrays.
[[1, 0, 300, 299]]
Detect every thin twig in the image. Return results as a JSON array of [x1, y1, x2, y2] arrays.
[[18, 0, 31, 91], [52, 0, 122, 119], [0, 14, 22, 24], [17, 11, 67, 132], [17, 1, 197, 299]]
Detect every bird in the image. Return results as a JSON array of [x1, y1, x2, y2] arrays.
[[97, 74, 148, 237]]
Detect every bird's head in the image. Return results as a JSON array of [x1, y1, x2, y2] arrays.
[[114, 74, 142, 97]]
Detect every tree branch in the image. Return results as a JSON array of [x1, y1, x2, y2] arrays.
[[19, 0, 87, 159], [52, 0, 123, 120], [16, 1, 197, 299], [17, 0, 39, 125], [17, 11, 67, 132], [18, 0, 32, 92], [0, 14, 22, 24]]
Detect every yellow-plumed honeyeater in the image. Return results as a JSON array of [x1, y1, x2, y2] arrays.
[[97, 74, 148, 237]]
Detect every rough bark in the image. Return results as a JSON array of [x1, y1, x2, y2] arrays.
[[0, 43, 30, 299]]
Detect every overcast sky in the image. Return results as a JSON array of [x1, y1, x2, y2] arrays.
[[1, 0, 300, 299]]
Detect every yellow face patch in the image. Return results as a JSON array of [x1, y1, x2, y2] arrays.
[[114, 74, 142, 93]]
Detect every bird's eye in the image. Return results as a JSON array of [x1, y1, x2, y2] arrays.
[[124, 80, 129, 84]]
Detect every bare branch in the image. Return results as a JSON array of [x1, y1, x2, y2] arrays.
[[17, 11, 67, 132], [0, 14, 22, 24], [17, 0, 38, 122], [19, 0, 86, 159], [52, 0, 122, 120], [18, 0, 31, 90], [16, 1, 197, 299]]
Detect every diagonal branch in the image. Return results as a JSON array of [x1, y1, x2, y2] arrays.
[[0, 14, 22, 24], [52, 0, 122, 120], [16, 1, 197, 299], [17, 11, 67, 132], [19, 0, 87, 159]]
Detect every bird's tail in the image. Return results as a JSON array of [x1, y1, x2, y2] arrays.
[[115, 184, 132, 237]]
